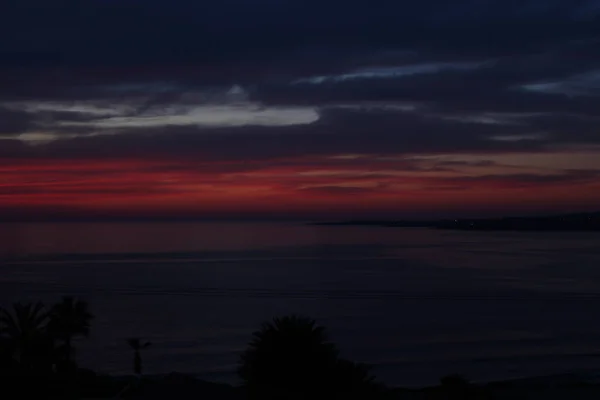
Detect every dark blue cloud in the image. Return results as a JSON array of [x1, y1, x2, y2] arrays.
[[1, 0, 599, 66], [1, 0, 600, 164]]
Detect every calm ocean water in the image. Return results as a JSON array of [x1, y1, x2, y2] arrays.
[[1, 221, 600, 386]]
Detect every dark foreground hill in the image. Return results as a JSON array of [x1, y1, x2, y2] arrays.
[[82, 372, 600, 399]]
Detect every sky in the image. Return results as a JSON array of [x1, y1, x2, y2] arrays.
[[1, 0, 600, 220]]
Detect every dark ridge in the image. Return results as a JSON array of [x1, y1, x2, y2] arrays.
[[310, 211, 600, 231]]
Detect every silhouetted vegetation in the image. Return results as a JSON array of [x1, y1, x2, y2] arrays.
[[0, 302, 595, 398], [438, 375, 493, 400], [48, 296, 93, 372], [127, 337, 151, 376], [0, 301, 54, 373], [239, 314, 382, 399], [0, 297, 97, 397]]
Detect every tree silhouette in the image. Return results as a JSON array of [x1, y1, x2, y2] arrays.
[[239, 315, 379, 399], [331, 358, 377, 391], [127, 338, 151, 376], [440, 374, 491, 400], [0, 302, 52, 372], [0, 336, 18, 373], [48, 296, 93, 372]]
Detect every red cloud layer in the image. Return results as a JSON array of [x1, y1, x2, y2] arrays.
[[1, 156, 599, 219]]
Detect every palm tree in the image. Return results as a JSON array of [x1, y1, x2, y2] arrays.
[[127, 338, 151, 376], [0, 336, 17, 372], [0, 302, 51, 370], [239, 315, 340, 398], [48, 296, 93, 371], [239, 315, 381, 399]]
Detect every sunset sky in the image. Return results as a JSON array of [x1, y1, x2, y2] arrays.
[[1, 0, 600, 220]]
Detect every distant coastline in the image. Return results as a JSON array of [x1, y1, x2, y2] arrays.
[[309, 211, 600, 232]]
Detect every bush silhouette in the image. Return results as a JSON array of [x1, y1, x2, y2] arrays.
[[439, 374, 492, 400], [48, 296, 94, 372], [239, 315, 380, 399]]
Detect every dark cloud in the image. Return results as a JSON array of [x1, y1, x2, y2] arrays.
[[431, 159, 498, 168], [0, 0, 600, 167], [433, 169, 600, 189], [1, 0, 599, 66], [0, 107, 551, 161], [0, 186, 168, 196], [417, 169, 600, 192], [0, 107, 34, 134], [297, 186, 384, 195], [254, 38, 600, 115]]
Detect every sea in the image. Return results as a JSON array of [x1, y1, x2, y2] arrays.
[[1, 221, 600, 387]]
